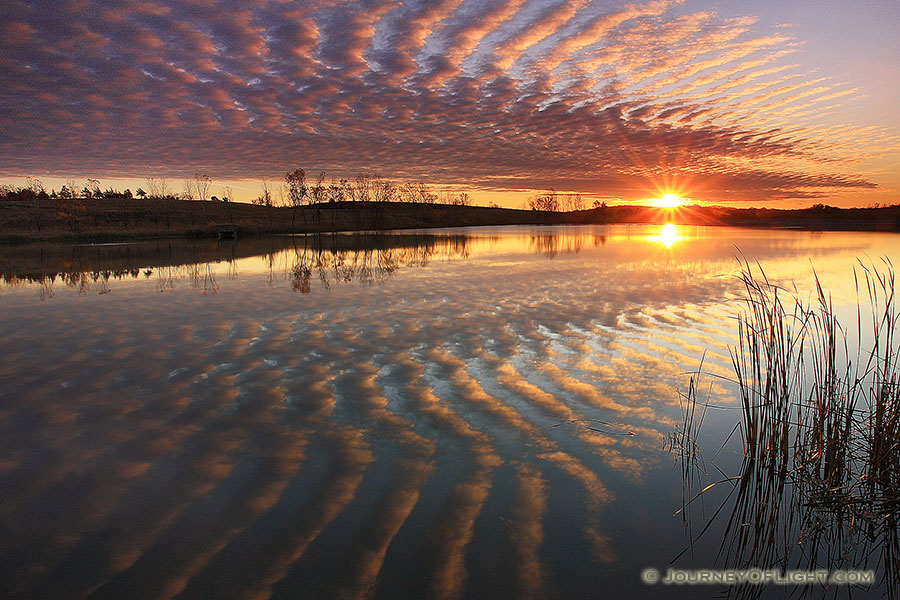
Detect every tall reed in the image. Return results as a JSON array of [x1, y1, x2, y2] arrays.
[[679, 258, 900, 598]]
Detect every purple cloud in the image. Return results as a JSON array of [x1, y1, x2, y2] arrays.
[[0, 0, 889, 204]]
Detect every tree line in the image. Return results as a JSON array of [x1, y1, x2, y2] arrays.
[[527, 189, 605, 212], [1, 169, 605, 234], [0, 171, 478, 208], [0, 174, 232, 203], [253, 170, 475, 208], [1, 171, 600, 213]]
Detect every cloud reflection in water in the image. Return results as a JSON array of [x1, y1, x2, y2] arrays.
[[2, 225, 900, 598]]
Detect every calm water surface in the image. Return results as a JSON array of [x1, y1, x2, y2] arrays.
[[1, 225, 899, 599]]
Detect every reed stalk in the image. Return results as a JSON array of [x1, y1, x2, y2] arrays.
[[677, 258, 900, 598]]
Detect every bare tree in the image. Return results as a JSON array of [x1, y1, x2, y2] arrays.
[[25, 176, 44, 196], [25, 176, 44, 231], [452, 192, 471, 206], [570, 193, 585, 211], [371, 176, 396, 202], [340, 178, 353, 202], [147, 177, 171, 228], [194, 173, 211, 201], [63, 178, 78, 199], [529, 190, 558, 211], [419, 183, 437, 203], [310, 171, 326, 204], [399, 182, 417, 203], [259, 180, 274, 227], [437, 190, 468, 205], [182, 178, 195, 200], [285, 168, 307, 232], [147, 177, 169, 199], [561, 193, 584, 212], [328, 178, 344, 203], [85, 178, 101, 198], [221, 185, 234, 221], [262, 180, 273, 207], [398, 182, 433, 203], [355, 173, 372, 202]]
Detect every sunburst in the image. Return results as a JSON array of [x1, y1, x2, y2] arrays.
[[652, 193, 684, 208]]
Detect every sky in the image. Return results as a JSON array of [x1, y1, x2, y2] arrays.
[[1, 0, 898, 207]]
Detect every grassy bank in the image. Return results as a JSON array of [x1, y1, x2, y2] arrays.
[[3, 197, 900, 243], [0, 197, 552, 242]]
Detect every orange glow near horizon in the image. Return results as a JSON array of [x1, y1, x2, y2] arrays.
[[651, 193, 685, 208]]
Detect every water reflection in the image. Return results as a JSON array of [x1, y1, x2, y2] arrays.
[[675, 263, 900, 599], [4, 226, 898, 303], [2, 226, 900, 599], [0, 233, 478, 299], [650, 223, 687, 248]]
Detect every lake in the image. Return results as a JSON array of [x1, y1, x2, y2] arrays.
[[2, 224, 899, 599]]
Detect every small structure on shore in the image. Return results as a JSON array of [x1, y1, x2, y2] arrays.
[[216, 224, 239, 239]]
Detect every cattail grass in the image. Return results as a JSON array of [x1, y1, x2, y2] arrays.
[[677, 257, 900, 598], [731, 257, 900, 510]]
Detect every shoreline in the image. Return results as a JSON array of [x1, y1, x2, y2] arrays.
[[2, 199, 899, 244]]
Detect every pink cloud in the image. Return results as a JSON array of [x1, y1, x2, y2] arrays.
[[0, 0, 889, 205]]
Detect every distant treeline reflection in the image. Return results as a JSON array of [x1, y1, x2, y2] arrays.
[[285, 232, 474, 293], [528, 232, 608, 257], [0, 233, 478, 299]]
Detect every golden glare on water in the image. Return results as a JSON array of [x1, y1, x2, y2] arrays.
[[652, 193, 684, 208], [651, 223, 685, 248]]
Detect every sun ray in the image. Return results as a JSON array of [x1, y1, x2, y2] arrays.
[[651, 193, 684, 208]]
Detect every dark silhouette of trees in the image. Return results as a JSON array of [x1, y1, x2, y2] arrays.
[[23, 176, 45, 230], [147, 177, 168, 199], [354, 174, 372, 202], [85, 178, 101, 199], [221, 185, 234, 222], [451, 192, 471, 206], [146, 178, 171, 228], [327, 178, 345, 203], [529, 190, 558, 211], [181, 178, 195, 201], [194, 173, 211, 202], [563, 193, 584, 211], [310, 171, 326, 204], [371, 176, 396, 202], [259, 180, 275, 228], [285, 168, 307, 232], [56, 195, 86, 232]]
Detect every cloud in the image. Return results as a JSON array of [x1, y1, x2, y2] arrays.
[[0, 0, 887, 203]]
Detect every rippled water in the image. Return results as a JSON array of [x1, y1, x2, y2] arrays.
[[2, 225, 899, 599]]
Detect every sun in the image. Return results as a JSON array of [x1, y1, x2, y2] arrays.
[[652, 193, 684, 208]]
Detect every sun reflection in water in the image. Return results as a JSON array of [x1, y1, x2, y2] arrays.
[[650, 223, 685, 248]]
